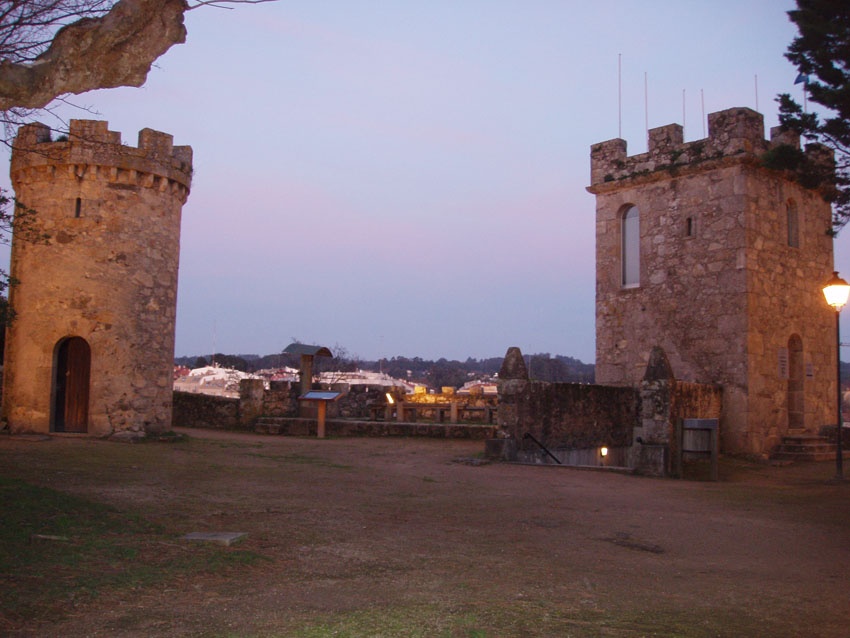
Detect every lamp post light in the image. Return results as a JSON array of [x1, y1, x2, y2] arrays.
[[822, 271, 850, 479]]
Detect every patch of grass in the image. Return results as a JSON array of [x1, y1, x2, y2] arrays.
[[141, 430, 187, 443], [0, 476, 266, 624], [196, 438, 264, 449], [422, 476, 437, 483], [271, 601, 790, 638], [246, 452, 352, 470]]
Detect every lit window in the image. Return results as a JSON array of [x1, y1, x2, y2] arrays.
[[787, 200, 799, 248], [622, 205, 639, 286]]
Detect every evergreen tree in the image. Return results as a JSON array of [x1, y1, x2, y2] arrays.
[[772, 0, 850, 232]]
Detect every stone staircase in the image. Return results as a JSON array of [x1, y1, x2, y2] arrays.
[[770, 434, 850, 462]]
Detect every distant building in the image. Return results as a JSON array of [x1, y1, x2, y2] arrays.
[[173, 365, 265, 398], [315, 370, 416, 393], [458, 379, 498, 395], [588, 107, 835, 457]]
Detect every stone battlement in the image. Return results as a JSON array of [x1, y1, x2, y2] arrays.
[[589, 107, 826, 189], [11, 119, 192, 193]]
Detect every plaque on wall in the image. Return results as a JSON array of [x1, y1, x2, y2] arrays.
[[778, 347, 789, 379]]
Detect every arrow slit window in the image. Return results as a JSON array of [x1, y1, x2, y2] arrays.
[[621, 204, 640, 287]]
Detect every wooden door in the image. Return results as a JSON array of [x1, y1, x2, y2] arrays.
[[54, 337, 90, 433], [787, 335, 804, 430]]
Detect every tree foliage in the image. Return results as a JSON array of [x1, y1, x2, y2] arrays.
[[774, 0, 850, 233]]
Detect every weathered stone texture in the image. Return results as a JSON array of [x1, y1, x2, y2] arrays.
[[3, 120, 191, 436], [499, 347, 529, 380], [499, 378, 637, 451], [172, 391, 239, 430], [238, 378, 265, 428], [262, 380, 299, 417], [589, 107, 834, 457], [637, 376, 723, 474], [498, 348, 723, 475]]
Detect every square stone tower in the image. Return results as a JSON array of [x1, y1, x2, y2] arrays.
[[3, 120, 192, 438], [588, 107, 835, 457]]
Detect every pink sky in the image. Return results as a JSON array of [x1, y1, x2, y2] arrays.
[[4, 0, 847, 363]]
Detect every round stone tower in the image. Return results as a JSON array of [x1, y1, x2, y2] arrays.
[[3, 119, 192, 437]]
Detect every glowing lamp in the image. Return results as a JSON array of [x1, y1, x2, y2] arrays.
[[386, 393, 395, 404], [823, 271, 850, 310], [600, 447, 609, 457]]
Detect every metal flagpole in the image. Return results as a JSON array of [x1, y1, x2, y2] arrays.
[[682, 89, 686, 139], [755, 74, 759, 112], [701, 89, 706, 138], [618, 53, 622, 139], [644, 72, 649, 150]]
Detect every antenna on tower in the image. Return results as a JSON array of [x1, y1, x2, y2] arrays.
[[618, 53, 622, 139], [644, 71, 649, 151], [754, 74, 759, 112]]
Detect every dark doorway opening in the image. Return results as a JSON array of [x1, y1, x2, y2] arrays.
[[53, 337, 91, 433], [787, 334, 804, 431]]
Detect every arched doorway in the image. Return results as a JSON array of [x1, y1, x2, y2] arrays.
[[52, 337, 91, 433], [787, 334, 804, 430]]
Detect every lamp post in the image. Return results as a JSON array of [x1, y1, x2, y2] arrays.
[[822, 271, 850, 479]]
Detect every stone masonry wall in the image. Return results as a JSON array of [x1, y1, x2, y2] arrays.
[[742, 171, 834, 454], [3, 120, 191, 437], [589, 107, 834, 456], [499, 379, 637, 452], [261, 380, 299, 417], [638, 377, 723, 475], [172, 391, 239, 430]]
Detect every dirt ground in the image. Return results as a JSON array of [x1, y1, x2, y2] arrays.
[[1, 427, 849, 638]]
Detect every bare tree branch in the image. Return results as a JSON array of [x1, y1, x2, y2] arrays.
[[186, 0, 277, 10], [0, 0, 188, 111]]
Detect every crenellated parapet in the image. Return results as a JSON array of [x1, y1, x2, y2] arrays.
[[3, 119, 193, 438], [11, 119, 192, 201], [588, 107, 830, 192]]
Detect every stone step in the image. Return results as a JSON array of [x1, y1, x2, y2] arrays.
[[781, 435, 830, 444], [770, 450, 850, 462], [775, 443, 835, 454], [770, 432, 850, 462]]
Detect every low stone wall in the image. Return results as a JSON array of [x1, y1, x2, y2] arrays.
[[328, 385, 386, 419], [637, 351, 723, 475], [172, 391, 239, 430], [496, 346, 724, 477], [256, 417, 496, 439], [262, 380, 299, 417], [500, 379, 637, 451]]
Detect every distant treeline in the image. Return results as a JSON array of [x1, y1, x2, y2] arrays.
[[174, 351, 595, 387]]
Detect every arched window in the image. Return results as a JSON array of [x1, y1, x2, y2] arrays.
[[621, 205, 640, 286], [787, 200, 799, 248]]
